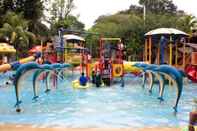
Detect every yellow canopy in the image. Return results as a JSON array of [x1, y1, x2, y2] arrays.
[[0, 43, 16, 53]]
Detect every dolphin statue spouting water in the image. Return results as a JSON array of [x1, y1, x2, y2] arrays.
[[14, 62, 71, 111], [32, 64, 53, 100], [133, 63, 161, 92], [151, 65, 185, 112], [133, 63, 149, 88], [142, 64, 163, 94], [32, 63, 71, 100], [14, 62, 40, 107], [133, 63, 185, 112]]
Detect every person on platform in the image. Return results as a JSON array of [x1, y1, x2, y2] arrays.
[[91, 70, 96, 84], [95, 71, 102, 87]]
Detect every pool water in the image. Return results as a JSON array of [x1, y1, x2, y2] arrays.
[[0, 72, 196, 128]]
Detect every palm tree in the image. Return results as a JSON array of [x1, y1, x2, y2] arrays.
[[0, 11, 36, 58], [176, 15, 197, 33]]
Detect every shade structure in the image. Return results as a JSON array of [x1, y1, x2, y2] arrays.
[[63, 34, 85, 41], [29, 46, 45, 53], [0, 43, 16, 53], [145, 28, 189, 36]]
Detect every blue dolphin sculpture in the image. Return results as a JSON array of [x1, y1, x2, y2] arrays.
[[142, 64, 163, 94], [152, 65, 184, 112], [32, 63, 71, 100], [32, 64, 53, 100], [14, 62, 40, 107]]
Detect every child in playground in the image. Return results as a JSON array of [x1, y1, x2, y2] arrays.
[[79, 72, 88, 86], [95, 71, 102, 87], [91, 70, 96, 84]]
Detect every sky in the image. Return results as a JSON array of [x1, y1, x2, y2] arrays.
[[72, 0, 197, 29]]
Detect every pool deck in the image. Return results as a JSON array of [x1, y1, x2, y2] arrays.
[[0, 124, 182, 131]]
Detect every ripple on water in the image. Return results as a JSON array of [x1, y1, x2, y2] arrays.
[[0, 74, 196, 128]]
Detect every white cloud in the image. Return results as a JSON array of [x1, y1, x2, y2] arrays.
[[173, 0, 197, 16], [72, 0, 138, 29]]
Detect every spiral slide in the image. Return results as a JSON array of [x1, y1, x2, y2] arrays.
[[0, 52, 41, 72]]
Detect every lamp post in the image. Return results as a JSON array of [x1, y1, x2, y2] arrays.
[[58, 28, 65, 63], [143, 4, 146, 26]]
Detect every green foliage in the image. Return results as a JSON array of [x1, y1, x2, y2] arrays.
[[139, 0, 177, 14], [15, 0, 44, 21], [0, 0, 15, 26], [0, 12, 36, 57], [88, 0, 197, 60], [176, 15, 197, 33], [50, 0, 75, 21], [15, 0, 49, 37], [50, 15, 85, 35], [87, 14, 144, 58], [0, 0, 48, 37], [48, 0, 84, 34]]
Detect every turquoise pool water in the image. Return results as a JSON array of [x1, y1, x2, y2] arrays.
[[0, 72, 196, 128]]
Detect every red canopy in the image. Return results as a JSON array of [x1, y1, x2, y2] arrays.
[[29, 46, 46, 53]]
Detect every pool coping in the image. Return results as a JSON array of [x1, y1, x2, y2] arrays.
[[0, 124, 182, 131]]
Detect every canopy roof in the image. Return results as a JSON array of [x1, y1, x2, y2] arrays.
[[0, 43, 16, 53], [145, 28, 189, 36], [63, 34, 85, 42]]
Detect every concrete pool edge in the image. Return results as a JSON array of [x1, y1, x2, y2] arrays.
[[0, 124, 183, 131]]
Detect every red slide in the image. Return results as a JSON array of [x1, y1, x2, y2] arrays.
[[185, 65, 197, 83]]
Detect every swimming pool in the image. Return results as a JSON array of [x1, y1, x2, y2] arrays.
[[0, 72, 196, 128]]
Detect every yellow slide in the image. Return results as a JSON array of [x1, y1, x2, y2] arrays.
[[123, 61, 144, 74]]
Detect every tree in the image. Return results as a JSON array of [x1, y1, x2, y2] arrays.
[[139, 0, 177, 14], [0, 12, 36, 57], [119, 4, 143, 15], [88, 0, 197, 60], [87, 14, 144, 59], [15, 0, 48, 37], [15, 0, 44, 21], [0, 0, 48, 37], [50, 15, 85, 35], [176, 15, 197, 33], [48, 0, 84, 34], [0, 0, 15, 26], [49, 0, 75, 23]]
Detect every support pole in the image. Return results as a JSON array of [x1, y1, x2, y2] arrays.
[[169, 36, 173, 66], [148, 36, 152, 64], [157, 42, 160, 65], [144, 38, 147, 61], [175, 43, 178, 67], [183, 42, 186, 69]]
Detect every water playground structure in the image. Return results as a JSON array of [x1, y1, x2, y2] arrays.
[[0, 28, 196, 129], [144, 28, 197, 82]]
